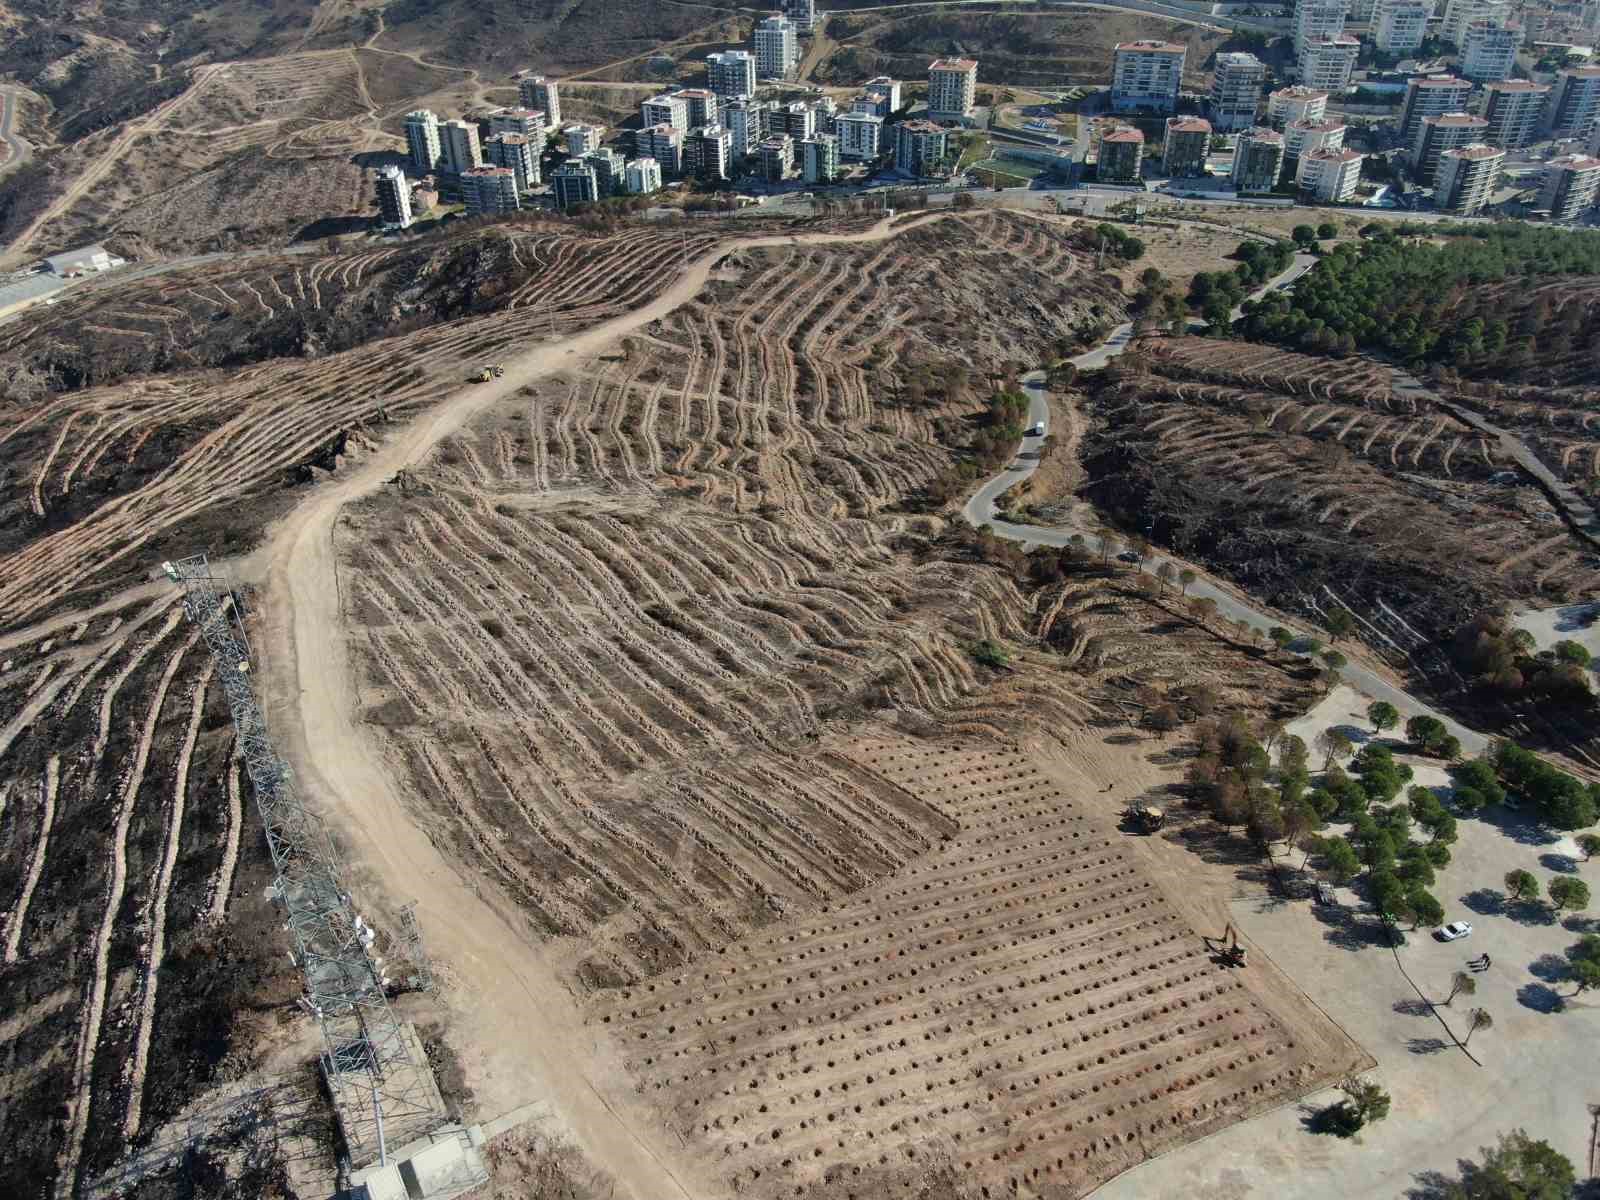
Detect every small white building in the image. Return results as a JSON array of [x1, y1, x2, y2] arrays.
[[1267, 86, 1329, 126], [44, 245, 122, 277]]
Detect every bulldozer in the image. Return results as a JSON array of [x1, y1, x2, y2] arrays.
[[471, 363, 506, 383], [1123, 803, 1165, 833]]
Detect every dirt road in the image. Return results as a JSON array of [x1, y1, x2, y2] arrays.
[[255, 212, 949, 1200]]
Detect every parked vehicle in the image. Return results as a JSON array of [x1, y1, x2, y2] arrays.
[[1437, 921, 1473, 941]]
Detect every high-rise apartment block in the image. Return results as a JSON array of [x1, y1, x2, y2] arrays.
[[706, 50, 757, 100], [1111, 42, 1185, 112], [1293, 0, 1348, 55], [802, 134, 841, 183], [583, 147, 625, 195], [836, 110, 883, 160], [1414, 112, 1490, 181], [782, 0, 817, 33], [1268, 86, 1330, 125], [1461, 23, 1518, 82], [484, 132, 539, 193], [375, 165, 413, 228], [753, 16, 799, 80], [1296, 146, 1363, 201], [459, 165, 519, 215], [1298, 34, 1359, 91], [725, 100, 773, 160], [1434, 144, 1503, 214], [489, 108, 547, 141], [635, 124, 684, 176], [1162, 117, 1211, 176], [643, 94, 689, 133], [1098, 128, 1145, 181], [677, 89, 720, 128], [928, 59, 979, 119], [894, 119, 948, 175], [1545, 66, 1600, 139], [1232, 127, 1286, 191], [518, 76, 561, 127], [1374, 0, 1430, 53], [1441, 0, 1509, 45], [1538, 153, 1600, 220], [758, 134, 794, 181], [1210, 52, 1265, 131], [1285, 117, 1347, 159], [1399, 75, 1473, 150], [624, 157, 662, 195], [683, 125, 732, 181], [1482, 80, 1551, 148], [564, 123, 603, 157], [551, 160, 598, 209], [774, 100, 816, 141], [864, 77, 902, 115], [439, 119, 482, 176], [404, 110, 441, 176]]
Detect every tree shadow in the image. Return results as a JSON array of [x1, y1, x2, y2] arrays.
[[1517, 981, 1566, 1013], [1405, 1037, 1449, 1055], [1392, 998, 1433, 1017], [293, 215, 374, 242], [349, 149, 409, 170], [1507, 900, 1557, 927], [1562, 913, 1596, 934], [1540, 852, 1579, 874], [1405, 1168, 1464, 1200], [1309, 899, 1391, 952], [1102, 732, 1143, 745], [1528, 953, 1571, 983], [1330, 722, 1371, 746], [1459, 888, 1505, 916], [1478, 805, 1561, 848]]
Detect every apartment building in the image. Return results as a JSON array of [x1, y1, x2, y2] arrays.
[[583, 146, 625, 195], [706, 50, 757, 100], [928, 58, 979, 119], [782, 0, 817, 33], [1399, 75, 1473, 150], [404, 109, 441, 176], [1298, 35, 1360, 91], [836, 110, 884, 160], [563, 123, 603, 156], [1414, 112, 1490, 181], [1232, 126, 1286, 191], [484, 132, 539, 193], [1434, 143, 1504, 214], [753, 15, 799, 80], [459, 165, 519, 215], [1293, 0, 1348, 55], [518, 76, 561, 127], [802, 134, 841, 183], [864, 77, 902, 114], [375, 165, 412, 229], [489, 108, 546, 141], [1268, 85, 1330, 125], [642, 94, 689, 133], [1285, 117, 1348, 159], [774, 100, 816, 141], [725, 100, 774, 160], [894, 119, 948, 175], [439, 119, 482, 176], [810, 94, 838, 136], [550, 160, 598, 209], [1441, 0, 1509, 44], [1374, 0, 1430, 54], [624, 157, 662, 195], [635, 124, 684, 176], [1537, 153, 1600, 220], [1545, 66, 1600, 138], [1098, 128, 1146, 181], [1210, 52, 1265, 131], [677, 89, 720, 129], [1162, 117, 1211, 176], [683, 125, 732, 182], [1296, 146, 1363, 201], [1482, 80, 1551, 148], [757, 134, 794, 181], [1111, 41, 1186, 112], [1461, 23, 1518, 82]]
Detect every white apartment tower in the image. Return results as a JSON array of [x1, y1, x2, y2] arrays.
[[1210, 52, 1265, 131], [928, 58, 979, 119], [564, 123, 603, 156], [802, 133, 841, 183], [1434, 144, 1504, 214], [864, 77, 902, 114], [1162, 116, 1212, 176], [635, 124, 684, 176], [518, 76, 561, 127], [1413, 112, 1490, 180], [459, 165, 519, 216], [676, 88, 720, 128], [375, 165, 412, 228], [836, 110, 883, 160], [1111, 41, 1186, 112], [1538, 153, 1600, 220], [1298, 35, 1359, 91], [1296, 147, 1363, 201], [1293, 0, 1348, 55], [683, 125, 732, 181], [438, 119, 482, 176], [753, 15, 799, 80], [782, 0, 817, 33], [1545, 66, 1600, 139], [490, 108, 547, 141], [706, 50, 757, 100], [1374, 0, 1430, 54], [1268, 86, 1330, 125], [1285, 117, 1348, 158], [1398, 75, 1473, 149], [1482, 81, 1551, 148], [1441, 0, 1509, 45], [404, 110, 441, 175], [1461, 23, 1518, 82], [551, 160, 598, 209], [642, 94, 689, 133], [624, 157, 662, 195]]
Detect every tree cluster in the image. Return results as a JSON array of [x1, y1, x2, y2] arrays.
[[1089, 222, 1145, 262], [1450, 611, 1595, 708], [1186, 240, 1295, 333], [1426, 1128, 1576, 1199], [1488, 740, 1600, 830]]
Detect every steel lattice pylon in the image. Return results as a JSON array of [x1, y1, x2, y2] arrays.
[[164, 555, 441, 1166]]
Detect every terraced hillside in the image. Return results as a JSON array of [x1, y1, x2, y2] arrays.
[[337, 214, 1364, 1197], [1081, 337, 1600, 664]]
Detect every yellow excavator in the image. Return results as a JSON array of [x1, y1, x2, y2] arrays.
[[471, 363, 506, 383]]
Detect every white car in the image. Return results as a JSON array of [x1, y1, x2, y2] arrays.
[[1026, 423, 1045, 437], [1437, 921, 1473, 941]]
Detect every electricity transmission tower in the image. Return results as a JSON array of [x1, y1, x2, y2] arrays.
[[163, 555, 441, 1166], [396, 902, 433, 993]]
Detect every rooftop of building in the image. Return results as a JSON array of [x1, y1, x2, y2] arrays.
[[899, 118, 947, 133], [1165, 117, 1212, 132], [552, 160, 595, 174], [1425, 112, 1490, 126], [1486, 78, 1552, 91], [1271, 85, 1330, 98], [462, 165, 515, 177], [839, 109, 884, 121], [1305, 147, 1363, 162], [1548, 153, 1600, 169], [1558, 65, 1600, 76], [865, 75, 897, 85], [1304, 33, 1360, 46], [1288, 117, 1348, 131], [675, 88, 716, 98], [1216, 51, 1264, 65], [1242, 127, 1285, 143], [929, 58, 979, 70], [1409, 74, 1469, 87], [497, 107, 542, 119], [1115, 40, 1187, 53], [1104, 128, 1146, 143], [1444, 143, 1507, 159]]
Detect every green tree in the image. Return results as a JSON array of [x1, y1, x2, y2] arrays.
[[1321, 649, 1348, 671], [1437, 733, 1462, 761], [1156, 561, 1176, 595], [971, 639, 1010, 669], [1322, 836, 1360, 883], [1291, 224, 1318, 247], [1504, 868, 1540, 903], [1316, 221, 1338, 240], [1315, 1076, 1391, 1136], [1577, 832, 1600, 861], [1548, 876, 1590, 914], [1444, 969, 1476, 1007], [1178, 567, 1197, 596], [1407, 886, 1443, 929], [1432, 1129, 1575, 1199], [1325, 608, 1357, 640], [1367, 701, 1400, 734], [1568, 936, 1600, 995], [1316, 728, 1353, 769], [1405, 714, 1448, 753], [1268, 625, 1293, 649], [1553, 639, 1591, 667]]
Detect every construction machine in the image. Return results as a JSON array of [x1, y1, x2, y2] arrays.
[[1123, 803, 1165, 833], [471, 364, 506, 383]]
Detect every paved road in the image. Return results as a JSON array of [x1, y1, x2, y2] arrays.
[[960, 252, 1490, 755]]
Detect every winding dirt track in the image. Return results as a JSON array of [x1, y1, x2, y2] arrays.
[[255, 213, 949, 1200]]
